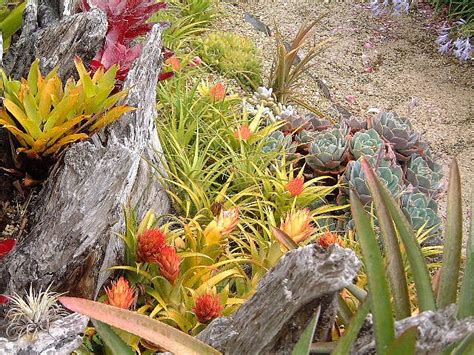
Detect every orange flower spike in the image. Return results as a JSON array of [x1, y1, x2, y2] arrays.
[[209, 82, 226, 101], [165, 56, 181, 72], [285, 177, 304, 197], [317, 232, 342, 249], [279, 209, 314, 244], [137, 229, 166, 263], [156, 245, 181, 285], [105, 277, 135, 310], [233, 125, 252, 142], [193, 294, 223, 323]]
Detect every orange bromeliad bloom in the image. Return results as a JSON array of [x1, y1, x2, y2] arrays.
[[105, 277, 135, 309], [193, 294, 223, 323], [137, 229, 166, 263], [165, 56, 181, 71], [317, 232, 342, 248], [233, 125, 252, 141], [156, 245, 181, 285], [209, 82, 226, 101], [279, 209, 314, 243], [285, 177, 304, 197]]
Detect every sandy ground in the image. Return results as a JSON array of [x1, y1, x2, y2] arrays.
[[214, 0, 473, 232]]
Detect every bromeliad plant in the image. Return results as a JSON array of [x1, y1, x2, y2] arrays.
[[0, 58, 132, 159]]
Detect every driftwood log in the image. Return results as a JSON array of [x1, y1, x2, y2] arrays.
[[197, 244, 361, 354], [0, 0, 170, 308], [352, 304, 474, 354]]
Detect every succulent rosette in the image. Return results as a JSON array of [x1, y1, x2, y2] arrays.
[[350, 128, 384, 160], [306, 128, 349, 174], [406, 153, 442, 197], [401, 192, 441, 233]]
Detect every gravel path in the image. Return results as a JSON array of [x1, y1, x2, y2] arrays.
[[215, 1, 473, 231]]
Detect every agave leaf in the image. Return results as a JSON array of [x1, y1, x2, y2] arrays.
[[3, 99, 42, 139], [291, 305, 321, 355], [437, 159, 463, 308], [350, 189, 395, 353], [92, 320, 135, 355], [361, 158, 411, 319], [458, 188, 474, 319], [43, 133, 88, 155], [363, 158, 436, 311], [386, 327, 418, 354], [332, 299, 370, 355], [59, 297, 221, 355]]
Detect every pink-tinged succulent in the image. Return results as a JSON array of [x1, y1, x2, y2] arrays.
[[136, 229, 167, 264], [0, 238, 16, 259], [82, 0, 167, 45], [156, 246, 181, 285], [105, 276, 136, 309], [285, 177, 304, 197], [193, 294, 223, 323]]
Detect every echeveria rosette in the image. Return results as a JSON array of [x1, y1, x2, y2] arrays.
[[350, 128, 383, 160], [306, 128, 349, 174], [401, 192, 441, 234], [345, 157, 405, 206], [262, 130, 297, 159], [370, 112, 420, 159], [406, 154, 442, 197]]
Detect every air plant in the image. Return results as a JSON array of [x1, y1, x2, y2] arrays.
[[5, 284, 67, 339]]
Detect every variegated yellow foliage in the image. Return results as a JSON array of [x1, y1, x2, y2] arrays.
[[0, 57, 134, 158]]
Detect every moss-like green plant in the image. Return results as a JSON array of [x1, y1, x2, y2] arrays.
[[198, 31, 262, 89]]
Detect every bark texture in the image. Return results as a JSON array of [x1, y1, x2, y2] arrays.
[[197, 244, 361, 354], [352, 304, 474, 354]]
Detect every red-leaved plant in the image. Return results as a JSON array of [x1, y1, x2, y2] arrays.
[[81, 0, 170, 82], [0, 238, 15, 258]]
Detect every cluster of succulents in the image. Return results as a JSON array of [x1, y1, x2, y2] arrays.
[[250, 87, 443, 235]]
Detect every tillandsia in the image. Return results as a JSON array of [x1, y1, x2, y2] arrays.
[[5, 284, 67, 339], [0, 58, 133, 159], [81, 0, 168, 82]]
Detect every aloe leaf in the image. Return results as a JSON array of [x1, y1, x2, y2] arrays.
[[458, 187, 474, 319], [291, 305, 321, 355], [59, 297, 221, 355], [332, 298, 370, 355], [386, 327, 417, 354], [92, 320, 134, 355], [350, 189, 395, 353], [364, 159, 436, 311], [361, 158, 411, 319], [437, 159, 463, 308]]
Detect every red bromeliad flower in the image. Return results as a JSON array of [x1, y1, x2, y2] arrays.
[[82, 0, 167, 45], [233, 125, 252, 142], [317, 232, 342, 249], [285, 177, 304, 197], [156, 245, 181, 285], [105, 276, 136, 309], [137, 229, 167, 263], [193, 294, 223, 323], [0, 238, 16, 259], [209, 83, 226, 101], [90, 42, 142, 81], [0, 295, 10, 305]]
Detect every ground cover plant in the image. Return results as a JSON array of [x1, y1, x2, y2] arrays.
[[0, 0, 472, 354]]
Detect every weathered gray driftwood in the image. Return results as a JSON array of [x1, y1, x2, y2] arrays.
[[4, 1, 106, 80], [0, 24, 170, 301], [0, 313, 88, 355], [352, 304, 474, 354], [197, 244, 361, 354]]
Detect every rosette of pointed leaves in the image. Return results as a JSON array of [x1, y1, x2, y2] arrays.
[[262, 130, 296, 158], [406, 154, 442, 197], [345, 157, 404, 205], [306, 128, 349, 174], [350, 128, 383, 160], [277, 105, 314, 134], [371, 111, 419, 158], [401, 192, 441, 233], [341, 116, 367, 134]]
